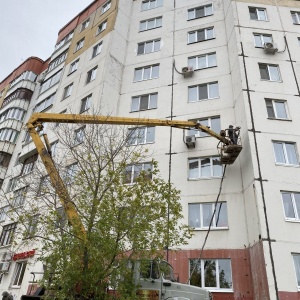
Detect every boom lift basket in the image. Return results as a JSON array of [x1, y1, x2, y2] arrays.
[[217, 126, 242, 165]]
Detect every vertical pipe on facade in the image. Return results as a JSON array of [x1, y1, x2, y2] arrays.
[[166, 0, 177, 262], [240, 42, 279, 300]]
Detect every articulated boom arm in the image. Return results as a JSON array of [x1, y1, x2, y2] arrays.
[[26, 112, 234, 238]]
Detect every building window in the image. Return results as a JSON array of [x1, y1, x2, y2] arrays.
[[127, 127, 155, 145], [55, 207, 67, 229], [54, 31, 74, 51], [21, 154, 38, 175], [81, 18, 90, 31], [12, 187, 27, 207], [0, 206, 9, 222], [40, 69, 62, 94], [188, 52, 216, 70], [259, 64, 281, 81], [249, 7, 267, 21], [142, 0, 163, 11], [92, 42, 103, 58], [24, 215, 39, 239], [189, 259, 232, 289], [137, 39, 161, 55], [131, 93, 158, 112], [139, 17, 162, 31], [97, 20, 107, 34], [102, 1, 111, 13], [273, 141, 298, 166], [75, 38, 85, 52], [80, 94, 92, 113], [69, 59, 79, 74], [0, 128, 19, 144], [291, 12, 300, 24], [48, 51, 67, 72], [9, 71, 37, 88], [293, 254, 300, 287], [188, 4, 213, 20], [0, 223, 17, 246], [188, 157, 222, 179], [7, 177, 17, 193], [188, 27, 214, 44], [298, 37, 300, 45], [74, 127, 85, 145], [34, 94, 55, 112], [124, 163, 152, 184], [189, 202, 228, 228], [64, 163, 78, 184], [281, 192, 300, 221], [0, 152, 12, 168], [11, 261, 27, 287], [265, 99, 288, 119], [0, 107, 26, 122], [188, 82, 219, 102], [2, 88, 33, 108], [254, 33, 273, 48], [51, 141, 58, 157], [86, 67, 98, 84], [62, 83, 73, 99], [188, 116, 221, 138], [134, 65, 159, 82]]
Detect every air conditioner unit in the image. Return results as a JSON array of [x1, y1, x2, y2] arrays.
[[0, 262, 10, 273], [181, 66, 194, 78], [1, 252, 12, 261], [263, 42, 278, 54], [184, 135, 196, 148]]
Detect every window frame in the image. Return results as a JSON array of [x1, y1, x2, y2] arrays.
[[253, 33, 273, 48], [292, 254, 300, 288], [291, 11, 300, 25], [69, 59, 79, 75], [131, 93, 158, 112], [124, 163, 152, 184], [75, 38, 85, 52], [188, 202, 228, 229], [188, 116, 221, 138], [139, 17, 162, 32], [92, 42, 103, 58], [273, 141, 299, 166], [134, 64, 160, 82], [188, 27, 215, 44], [127, 127, 155, 145], [188, 82, 219, 102], [249, 7, 268, 21], [281, 191, 300, 221], [97, 20, 107, 35], [188, 156, 223, 179], [259, 64, 281, 82], [0, 206, 9, 223], [102, 1, 111, 13], [12, 186, 27, 208], [188, 52, 217, 70], [137, 39, 161, 55], [62, 83, 73, 100], [265, 99, 288, 120], [21, 154, 38, 176], [189, 258, 233, 290], [0, 223, 17, 246], [80, 18, 90, 32], [11, 261, 27, 287], [80, 94, 92, 113], [141, 0, 163, 11], [86, 66, 98, 84], [187, 4, 213, 21], [74, 126, 86, 145]]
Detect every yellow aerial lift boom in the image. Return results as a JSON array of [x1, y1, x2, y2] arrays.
[[26, 112, 242, 238]]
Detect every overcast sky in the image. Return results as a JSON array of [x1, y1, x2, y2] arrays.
[[0, 0, 93, 82]]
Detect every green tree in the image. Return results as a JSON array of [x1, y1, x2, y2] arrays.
[[5, 118, 192, 299]]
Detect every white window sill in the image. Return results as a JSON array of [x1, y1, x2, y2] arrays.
[[134, 77, 159, 83], [188, 176, 222, 180], [260, 79, 282, 83], [208, 289, 233, 293], [267, 117, 291, 121], [275, 163, 299, 167], [285, 218, 300, 223], [192, 227, 229, 231]]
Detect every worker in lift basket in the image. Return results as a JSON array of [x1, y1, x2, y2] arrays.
[[2, 291, 13, 300], [227, 125, 238, 145]]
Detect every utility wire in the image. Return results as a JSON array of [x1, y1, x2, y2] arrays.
[[187, 164, 227, 284]]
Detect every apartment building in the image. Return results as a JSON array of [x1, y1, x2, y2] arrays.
[[0, 0, 300, 299]]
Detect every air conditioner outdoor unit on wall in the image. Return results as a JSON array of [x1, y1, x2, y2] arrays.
[[263, 42, 278, 54], [0, 262, 10, 273], [181, 66, 194, 78], [184, 135, 196, 148]]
